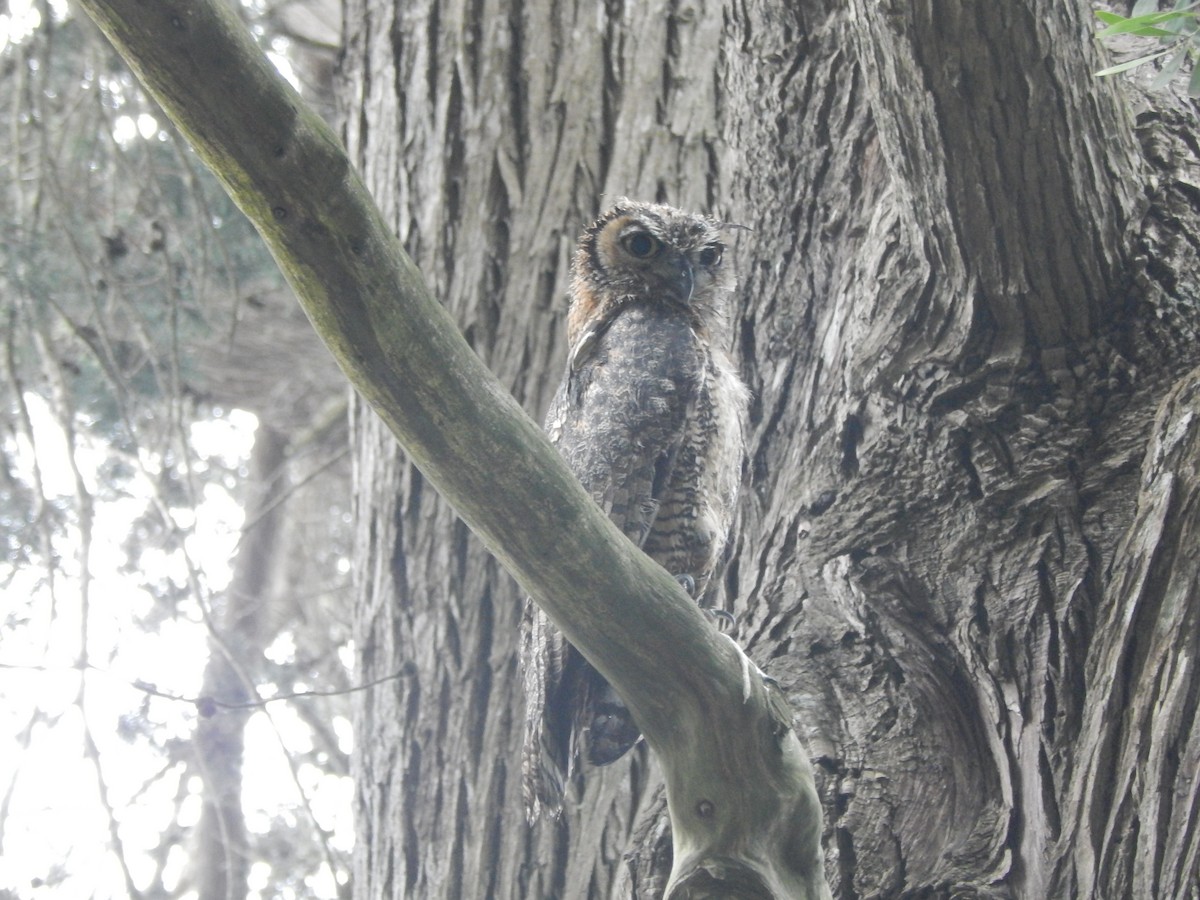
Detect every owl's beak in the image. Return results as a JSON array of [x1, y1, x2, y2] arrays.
[[668, 254, 694, 305]]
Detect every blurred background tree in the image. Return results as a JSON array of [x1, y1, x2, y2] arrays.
[[0, 2, 354, 897]]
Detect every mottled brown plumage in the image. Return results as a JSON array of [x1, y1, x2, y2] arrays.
[[521, 200, 748, 818]]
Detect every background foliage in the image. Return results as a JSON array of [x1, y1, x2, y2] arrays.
[[0, 3, 352, 897]]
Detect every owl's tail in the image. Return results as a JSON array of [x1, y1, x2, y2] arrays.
[[520, 600, 571, 820], [519, 602, 644, 821]]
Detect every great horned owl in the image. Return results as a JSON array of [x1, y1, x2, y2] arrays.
[[521, 199, 748, 818]]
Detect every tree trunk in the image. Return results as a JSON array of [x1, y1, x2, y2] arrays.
[[344, 0, 1200, 897], [191, 427, 287, 900]]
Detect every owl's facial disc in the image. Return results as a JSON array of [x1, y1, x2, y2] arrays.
[[603, 219, 696, 305]]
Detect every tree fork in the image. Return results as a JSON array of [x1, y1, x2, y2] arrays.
[[75, 1, 831, 895]]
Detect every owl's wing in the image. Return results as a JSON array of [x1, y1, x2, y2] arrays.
[[521, 306, 702, 818], [520, 588, 572, 817]]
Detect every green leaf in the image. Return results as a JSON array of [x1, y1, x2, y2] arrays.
[[1136, 6, 1199, 20], [1096, 6, 1200, 33], [1096, 19, 1181, 38], [1150, 46, 1189, 86], [1163, 11, 1195, 32], [1096, 48, 1172, 76], [1187, 59, 1200, 95], [1175, 12, 1200, 33]]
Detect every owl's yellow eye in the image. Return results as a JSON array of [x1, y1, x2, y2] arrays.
[[622, 232, 661, 259], [698, 245, 723, 268]]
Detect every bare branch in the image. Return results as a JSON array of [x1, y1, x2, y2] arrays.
[[73, 1, 829, 894]]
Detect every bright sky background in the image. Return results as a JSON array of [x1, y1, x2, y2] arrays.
[[0, 400, 353, 899], [1, 5, 348, 894]]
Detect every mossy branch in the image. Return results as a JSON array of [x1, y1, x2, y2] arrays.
[[75, 1, 829, 895]]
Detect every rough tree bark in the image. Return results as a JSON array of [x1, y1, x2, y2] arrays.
[[342, 0, 1200, 898]]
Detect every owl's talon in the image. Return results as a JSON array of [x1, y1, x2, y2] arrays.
[[675, 573, 697, 596], [704, 608, 738, 633]]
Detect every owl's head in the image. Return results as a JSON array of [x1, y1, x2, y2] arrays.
[[567, 200, 735, 354]]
